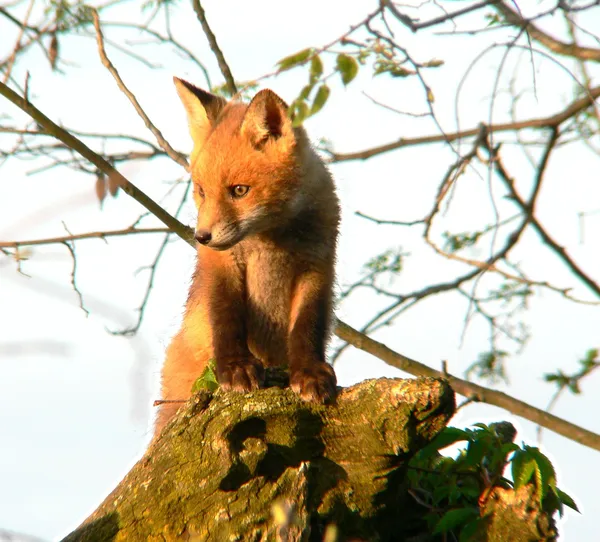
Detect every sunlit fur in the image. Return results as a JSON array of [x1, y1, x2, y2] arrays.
[[156, 79, 340, 434]]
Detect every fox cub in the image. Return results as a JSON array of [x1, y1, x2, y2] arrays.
[[156, 78, 340, 433]]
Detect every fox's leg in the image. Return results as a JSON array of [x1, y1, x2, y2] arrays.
[[208, 262, 265, 392], [288, 270, 337, 403]]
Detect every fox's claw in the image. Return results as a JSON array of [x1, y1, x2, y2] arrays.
[[218, 358, 265, 393], [290, 363, 337, 404]]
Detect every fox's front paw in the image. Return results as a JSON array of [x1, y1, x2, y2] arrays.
[[217, 358, 265, 393], [290, 362, 337, 404]]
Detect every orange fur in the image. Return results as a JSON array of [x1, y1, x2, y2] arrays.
[[155, 79, 340, 434]]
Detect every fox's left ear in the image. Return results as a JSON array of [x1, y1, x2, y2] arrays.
[[241, 90, 294, 149], [173, 77, 226, 145]]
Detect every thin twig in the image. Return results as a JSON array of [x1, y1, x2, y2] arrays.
[[487, 132, 600, 298], [329, 85, 600, 162], [385, 0, 498, 32], [61, 236, 89, 317], [0, 227, 172, 249], [191, 0, 237, 95], [355, 211, 424, 227], [112, 181, 191, 336], [495, 1, 600, 62], [91, 9, 188, 169], [0, 81, 194, 244]]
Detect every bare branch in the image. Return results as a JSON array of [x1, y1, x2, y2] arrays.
[[191, 0, 236, 95], [496, 1, 600, 62], [61, 237, 89, 317], [335, 320, 600, 452], [112, 182, 191, 336], [487, 135, 600, 299], [0, 81, 194, 245], [330, 85, 600, 162], [90, 9, 188, 169], [1, 0, 34, 84], [355, 211, 424, 227], [386, 0, 498, 32], [0, 227, 172, 250]]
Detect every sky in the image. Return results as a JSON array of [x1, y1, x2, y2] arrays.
[[0, 0, 599, 540]]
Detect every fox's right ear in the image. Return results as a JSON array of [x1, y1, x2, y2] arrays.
[[173, 77, 226, 145]]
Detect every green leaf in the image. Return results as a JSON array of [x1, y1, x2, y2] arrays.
[[464, 439, 486, 467], [568, 380, 581, 394], [556, 488, 580, 513], [298, 84, 315, 101], [290, 100, 309, 127], [419, 427, 471, 457], [310, 85, 330, 116], [192, 359, 219, 393], [459, 518, 483, 542], [485, 13, 502, 27], [500, 442, 519, 456], [472, 422, 489, 430], [583, 348, 598, 363], [310, 55, 323, 82], [336, 53, 359, 85], [434, 507, 479, 534], [511, 449, 536, 489], [525, 446, 556, 500], [423, 59, 444, 68], [277, 48, 313, 72]]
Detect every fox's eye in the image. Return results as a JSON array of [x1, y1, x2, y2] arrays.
[[196, 185, 205, 198], [231, 185, 250, 198]]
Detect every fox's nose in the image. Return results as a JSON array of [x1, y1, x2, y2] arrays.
[[195, 230, 212, 245]]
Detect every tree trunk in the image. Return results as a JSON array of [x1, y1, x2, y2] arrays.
[[62, 374, 454, 541], [61, 373, 558, 541]]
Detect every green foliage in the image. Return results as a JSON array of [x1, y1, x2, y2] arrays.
[[364, 248, 405, 274], [212, 81, 258, 99], [336, 53, 359, 85], [544, 348, 599, 396], [141, 0, 179, 12], [407, 422, 578, 539], [45, 0, 93, 31], [310, 85, 330, 116], [192, 358, 219, 393], [442, 230, 481, 252], [277, 48, 314, 72], [465, 350, 509, 383], [489, 280, 533, 304], [485, 12, 503, 27], [290, 99, 310, 127], [433, 507, 478, 535], [511, 445, 579, 517], [276, 49, 334, 124], [275, 34, 445, 124]]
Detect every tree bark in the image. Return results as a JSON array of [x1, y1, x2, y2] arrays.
[[61, 373, 559, 541], [62, 375, 455, 541]]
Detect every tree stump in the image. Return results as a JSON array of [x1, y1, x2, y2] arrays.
[[62, 374, 455, 541]]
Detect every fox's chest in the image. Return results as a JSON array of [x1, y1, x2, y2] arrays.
[[244, 248, 295, 365]]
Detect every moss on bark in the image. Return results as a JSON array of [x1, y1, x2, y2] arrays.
[[63, 375, 454, 541]]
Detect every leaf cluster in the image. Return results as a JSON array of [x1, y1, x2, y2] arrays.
[[544, 348, 599, 395], [407, 422, 578, 540], [275, 37, 444, 125]]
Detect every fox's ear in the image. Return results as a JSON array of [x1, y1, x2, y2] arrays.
[[173, 77, 226, 144], [241, 89, 293, 149]]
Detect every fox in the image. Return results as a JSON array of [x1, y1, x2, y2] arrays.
[[155, 78, 340, 434]]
